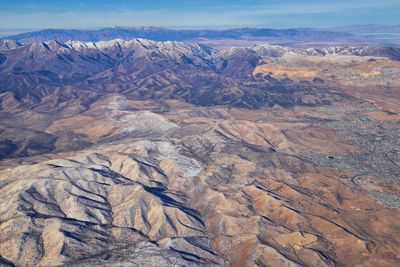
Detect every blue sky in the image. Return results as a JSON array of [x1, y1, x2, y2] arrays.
[[0, 0, 399, 30]]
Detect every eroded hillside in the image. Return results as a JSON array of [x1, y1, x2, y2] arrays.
[[0, 40, 400, 266]]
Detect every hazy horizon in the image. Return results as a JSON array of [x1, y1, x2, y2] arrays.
[[1, 0, 399, 31]]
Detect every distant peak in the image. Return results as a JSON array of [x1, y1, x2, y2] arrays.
[[109, 26, 166, 30]]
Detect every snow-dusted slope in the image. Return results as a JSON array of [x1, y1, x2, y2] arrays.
[[0, 39, 23, 50], [65, 38, 218, 67], [221, 43, 400, 60]]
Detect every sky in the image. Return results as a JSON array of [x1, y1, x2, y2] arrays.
[[0, 0, 399, 31]]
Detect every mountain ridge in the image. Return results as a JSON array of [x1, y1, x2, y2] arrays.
[[1, 27, 355, 44], [1, 38, 399, 109]]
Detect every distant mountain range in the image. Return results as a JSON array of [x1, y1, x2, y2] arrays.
[[1, 26, 357, 44], [333, 24, 400, 34]]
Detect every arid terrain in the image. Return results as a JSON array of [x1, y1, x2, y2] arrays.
[[0, 37, 400, 266]]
